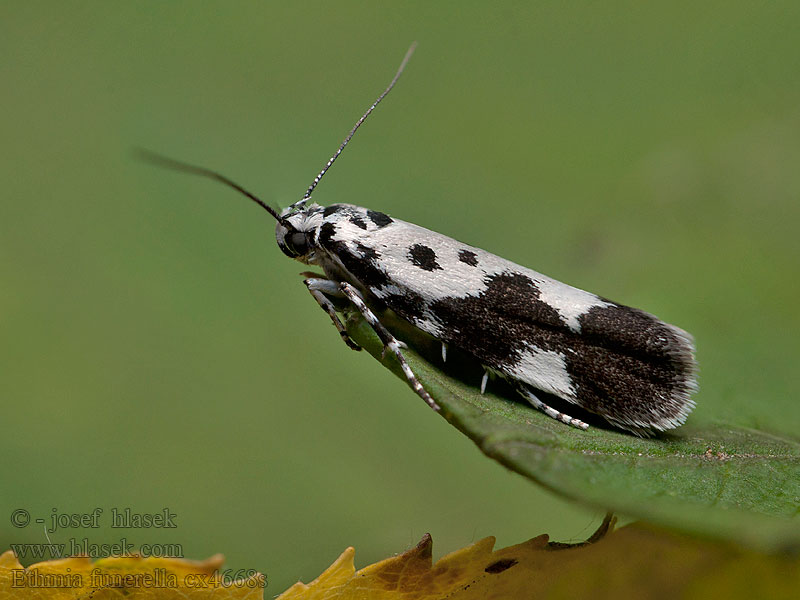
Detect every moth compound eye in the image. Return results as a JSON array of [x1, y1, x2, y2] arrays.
[[276, 221, 309, 258], [275, 222, 297, 258], [288, 232, 309, 256]]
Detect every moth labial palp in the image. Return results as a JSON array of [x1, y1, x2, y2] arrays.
[[142, 42, 698, 436]]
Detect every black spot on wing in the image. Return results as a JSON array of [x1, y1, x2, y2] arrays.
[[480, 273, 564, 327], [458, 249, 478, 266], [318, 222, 338, 249], [318, 226, 390, 290], [485, 559, 517, 574], [408, 244, 442, 271], [356, 242, 379, 262], [323, 205, 343, 217], [367, 210, 393, 228], [323, 205, 367, 230], [349, 214, 368, 230]]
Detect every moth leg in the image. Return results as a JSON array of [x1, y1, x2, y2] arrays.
[[516, 384, 589, 431], [339, 282, 441, 412], [303, 277, 362, 351]]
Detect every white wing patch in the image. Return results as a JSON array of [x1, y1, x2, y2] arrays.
[[534, 279, 612, 332], [510, 345, 577, 400]]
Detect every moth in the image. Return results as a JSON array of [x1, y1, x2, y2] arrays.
[[142, 44, 697, 435]]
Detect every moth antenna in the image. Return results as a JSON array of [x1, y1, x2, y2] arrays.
[[135, 148, 283, 222], [294, 42, 417, 209]]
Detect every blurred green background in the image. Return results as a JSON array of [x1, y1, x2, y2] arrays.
[[2, 1, 799, 593]]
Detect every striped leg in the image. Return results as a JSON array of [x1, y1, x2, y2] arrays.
[[516, 383, 589, 430], [339, 282, 441, 412], [304, 277, 361, 351]]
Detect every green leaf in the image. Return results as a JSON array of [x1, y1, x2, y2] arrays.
[[346, 315, 800, 552]]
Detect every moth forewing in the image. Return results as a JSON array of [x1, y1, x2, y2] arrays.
[[309, 203, 697, 435]]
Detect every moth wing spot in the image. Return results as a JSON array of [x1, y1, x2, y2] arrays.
[[367, 209, 393, 228], [408, 244, 442, 271], [349, 214, 368, 230], [458, 249, 479, 267]]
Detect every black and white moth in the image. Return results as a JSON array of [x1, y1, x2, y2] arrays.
[[142, 44, 697, 435]]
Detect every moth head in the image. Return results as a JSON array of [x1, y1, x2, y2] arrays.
[[275, 218, 309, 259]]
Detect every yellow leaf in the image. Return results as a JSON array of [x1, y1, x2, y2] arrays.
[[0, 550, 265, 600], [277, 520, 800, 600]]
